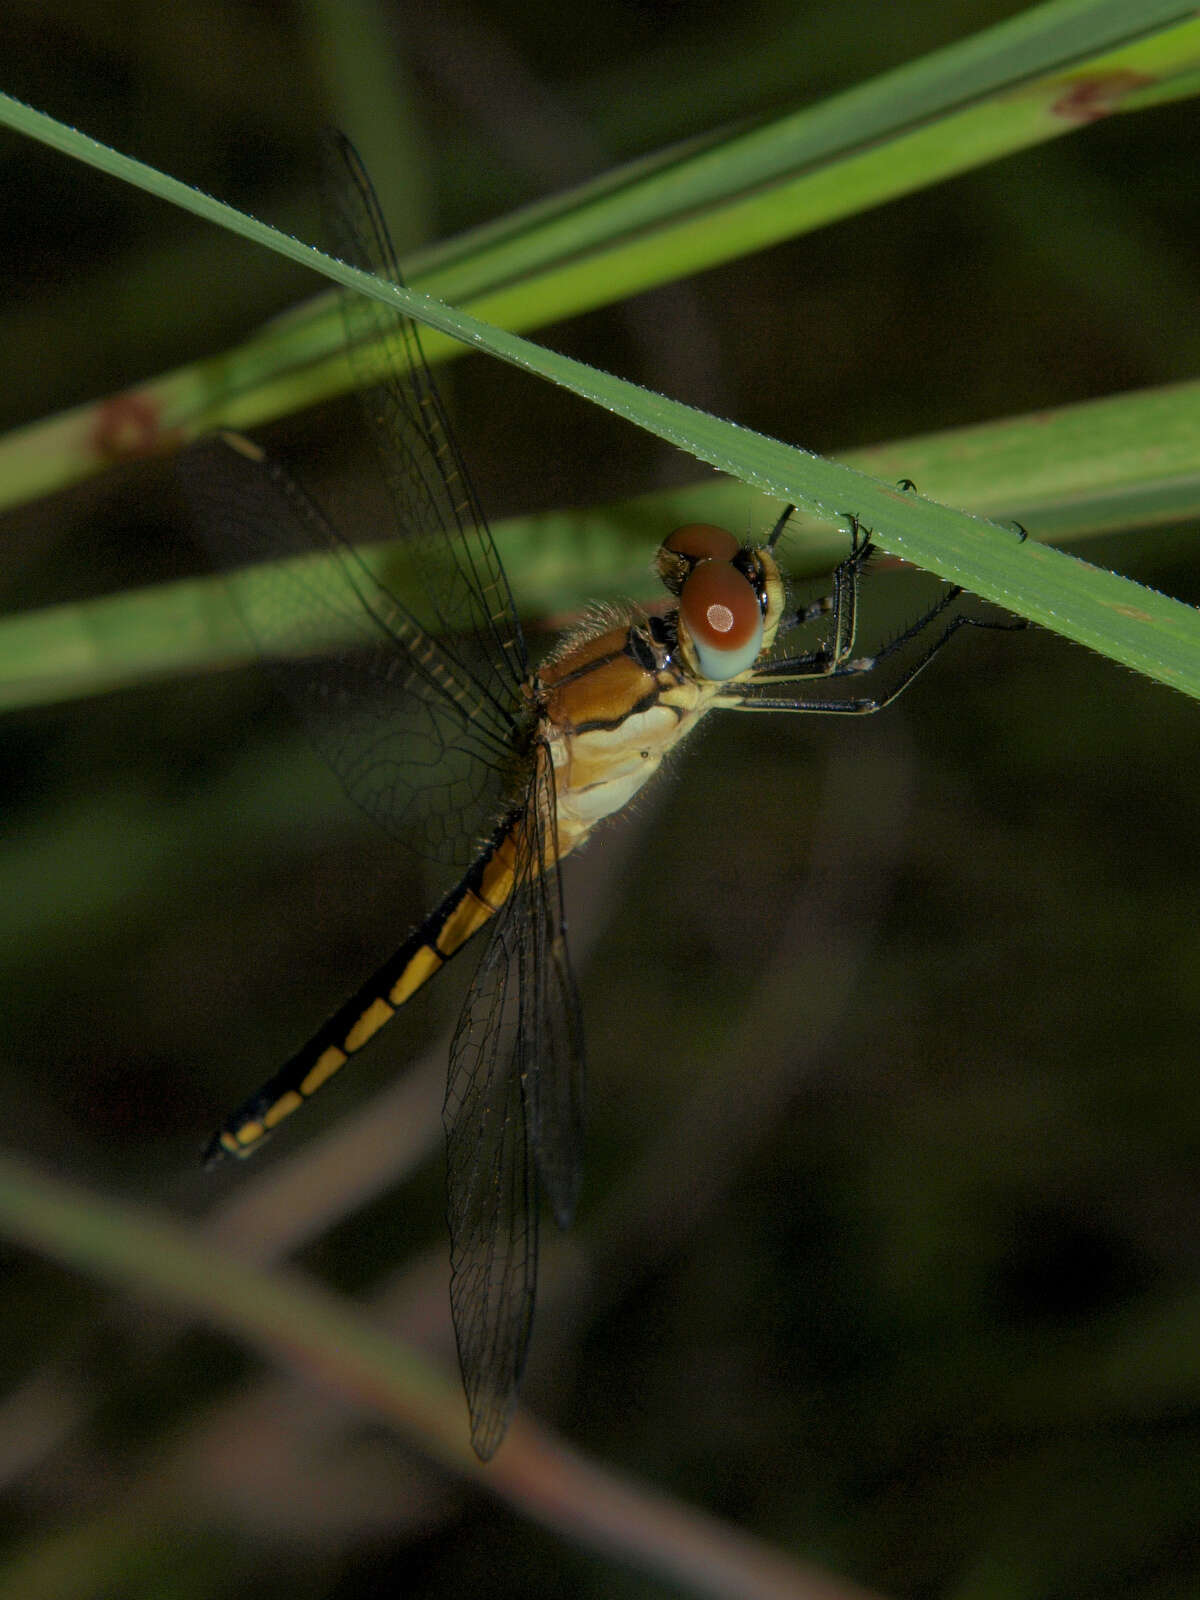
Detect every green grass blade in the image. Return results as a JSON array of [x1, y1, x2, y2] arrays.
[[0, 1151, 475, 1472], [0, 1148, 846, 1593], [1, 89, 1198, 698], [3, 380, 1198, 712], [399, 0, 1200, 310], [3, 1, 1200, 509]]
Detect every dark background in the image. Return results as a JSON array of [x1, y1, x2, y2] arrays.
[[0, 2, 1197, 1596]]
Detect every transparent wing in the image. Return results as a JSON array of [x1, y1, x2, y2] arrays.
[[323, 131, 529, 700], [443, 755, 584, 1459], [524, 755, 585, 1230], [181, 435, 521, 864], [182, 132, 532, 863]]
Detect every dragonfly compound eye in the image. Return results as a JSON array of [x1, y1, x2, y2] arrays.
[[663, 523, 741, 561], [678, 556, 764, 680], [656, 523, 741, 595]]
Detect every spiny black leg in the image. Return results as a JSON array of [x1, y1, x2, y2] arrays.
[[775, 509, 869, 637], [758, 570, 957, 683], [839, 510, 873, 558], [1010, 519, 1029, 543], [897, 477, 917, 492], [767, 503, 796, 549], [846, 580, 963, 673], [731, 606, 1025, 714], [738, 492, 1026, 707], [763, 512, 876, 678], [829, 512, 874, 664], [740, 555, 1026, 690]]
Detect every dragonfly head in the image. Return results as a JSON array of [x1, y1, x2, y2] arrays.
[[656, 523, 786, 681]]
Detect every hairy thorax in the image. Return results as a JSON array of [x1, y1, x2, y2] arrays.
[[534, 613, 724, 854]]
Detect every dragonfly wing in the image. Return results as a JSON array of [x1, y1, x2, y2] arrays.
[[444, 755, 584, 1458], [523, 748, 585, 1229], [181, 435, 520, 864], [444, 864, 538, 1460], [323, 132, 528, 701], [184, 132, 532, 866]]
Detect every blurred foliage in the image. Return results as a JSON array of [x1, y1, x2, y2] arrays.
[[0, 2, 1198, 1598]]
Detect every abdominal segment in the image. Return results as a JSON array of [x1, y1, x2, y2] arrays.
[[204, 815, 522, 1164]]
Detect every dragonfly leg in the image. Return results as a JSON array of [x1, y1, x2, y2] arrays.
[[766, 503, 796, 549], [723, 600, 1026, 714], [762, 512, 877, 678]]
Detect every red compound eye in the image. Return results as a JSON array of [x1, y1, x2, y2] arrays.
[[662, 523, 741, 562], [679, 558, 763, 680]]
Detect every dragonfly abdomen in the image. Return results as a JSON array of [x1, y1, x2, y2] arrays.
[[204, 812, 522, 1165]]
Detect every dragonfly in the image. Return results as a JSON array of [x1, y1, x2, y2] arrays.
[[188, 134, 1015, 1460]]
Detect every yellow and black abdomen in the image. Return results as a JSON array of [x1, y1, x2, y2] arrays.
[[204, 813, 522, 1164]]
